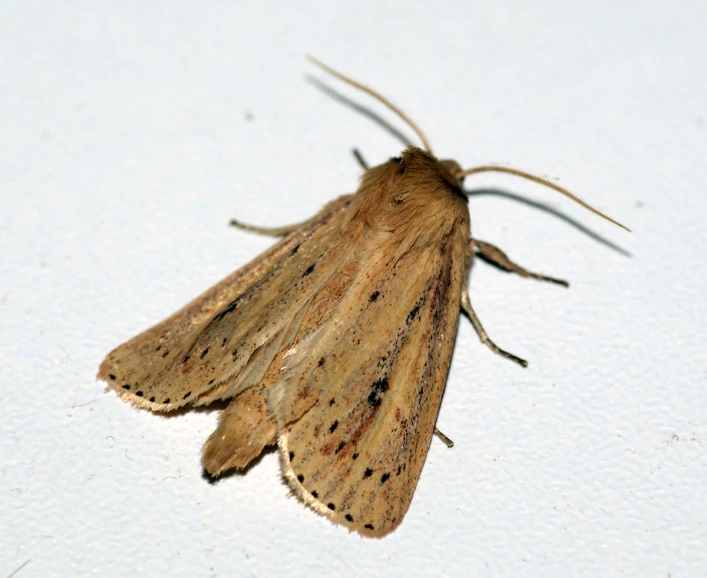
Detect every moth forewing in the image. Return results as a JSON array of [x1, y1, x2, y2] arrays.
[[98, 194, 353, 411], [270, 149, 472, 536]]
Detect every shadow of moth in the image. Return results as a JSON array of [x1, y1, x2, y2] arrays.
[[99, 56, 628, 537]]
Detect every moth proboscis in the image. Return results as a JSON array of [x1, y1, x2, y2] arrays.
[[99, 56, 629, 537]]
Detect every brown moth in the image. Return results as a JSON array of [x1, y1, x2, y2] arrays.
[[98, 56, 628, 537]]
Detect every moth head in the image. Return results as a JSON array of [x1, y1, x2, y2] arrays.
[[386, 147, 467, 202], [439, 159, 464, 186], [346, 146, 469, 243]]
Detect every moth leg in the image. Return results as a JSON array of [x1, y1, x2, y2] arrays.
[[473, 239, 569, 287], [229, 218, 310, 237], [461, 291, 528, 368], [230, 193, 354, 237], [434, 426, 454, 448]]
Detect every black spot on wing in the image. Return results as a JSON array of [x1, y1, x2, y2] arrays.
[[373, 377, 389, 393], [214, 296, 242, 321], [367, 390, 381, 408], [367, 376, 389, 408], [406, 304, 421, 324]]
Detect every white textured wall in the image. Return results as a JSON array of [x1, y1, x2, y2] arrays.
[[2, 2, 706, 576]]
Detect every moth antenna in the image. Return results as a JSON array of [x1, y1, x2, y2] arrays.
[[307, 55, 434, 154], [457, 164, 631, 232]]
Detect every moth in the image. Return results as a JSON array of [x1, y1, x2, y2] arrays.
[[99, 57, 628, 537]]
